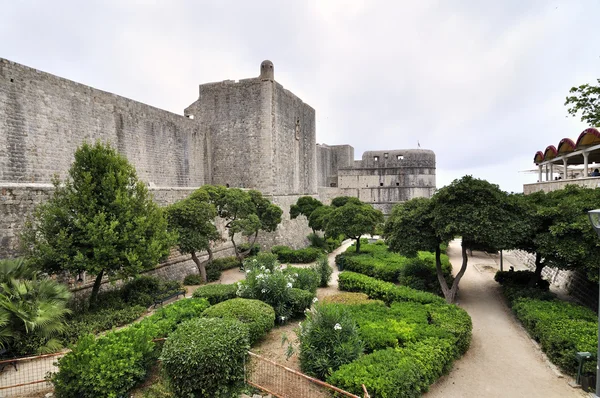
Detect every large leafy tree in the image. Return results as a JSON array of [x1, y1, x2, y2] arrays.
[[430, 176, 525, 303], [199, 186, 282, 262], [385, 176, 525, 303], [325, 199, 384, 253], [166, 189, 220, 283], [290, 196, 323, 233], [565, 79, 600, 126], [21, 142, 174, 305], [0, 259, 71, 355]]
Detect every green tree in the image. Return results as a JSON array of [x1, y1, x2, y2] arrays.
[[308, 205, 332, 233], [21, 142, 174, 305], [385, 176, 525, 303], [0, 259, 71, 355], [430, 176, 525, 303], [166, 189, 220, 283], [290, 196, 323, 233], [534, 185, 600, 282], [565, 79, 600, 126], [199, 186, 282, 262], [325, 199, 383, 253]]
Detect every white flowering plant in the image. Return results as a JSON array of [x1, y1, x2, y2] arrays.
[[296, 303, 363, 380], [236, 262, 299, 323]]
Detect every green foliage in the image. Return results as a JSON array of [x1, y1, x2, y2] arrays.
[[321, 293, 374, 305], [21, 141, 174, 305], [243, 252, 279, 272], [51, 297, 210, 397], [565, 79, 600, 126], [61, 304, 146, 345], [166, 188, 220, 283], [325, 200, 384, 253], [0, 258, 71, 356], [494, 270, 549, 291], [52, 328, 156, 398], [121, 276, 183, 307], [511, 297, 598, 375], [336, 242, 452, 295], [192, 284, 238, 305], [183, 274, 203, 285], [313, 255, 333, 287], [328, 338, 457, 397], [201, 298, 275, 345], [297, 304, 363, 380], [237, 265, 314, 322], [290, 196, 323, 224], [385, 197, 439, 255], [160, 318, 250, 398], [289, 288, 316, 316], [284, 266, 320, 293], [237, 243, 261, 256], [338, 271, 445, 305], [271, 245, 324, 263], [308, 205, 332, 233]]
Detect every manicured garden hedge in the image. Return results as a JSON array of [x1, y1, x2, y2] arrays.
[[321, 299, 471, 396], [495, 271, 598, 375], [335, 242, 452, 295], [192, 283, 238, 305], [51, 297, 211, 398], [271, 245, 323, 263], [201, 298, 275, 345], [338, 271, 446, 305], [284, 266, 320, 293]]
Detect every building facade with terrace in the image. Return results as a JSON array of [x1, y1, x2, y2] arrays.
[[524, 127, 600, 194]]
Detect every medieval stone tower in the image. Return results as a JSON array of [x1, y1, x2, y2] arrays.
[[184, 60, 317, 196]]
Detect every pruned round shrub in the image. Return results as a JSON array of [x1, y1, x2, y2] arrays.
[[201, 298, 275, 345], [298, 304, 363, 380], [192, 283, 237, 305], [161, 318, 250, 398], [183, 273, 203, 285], [272, 245, 323, 263]]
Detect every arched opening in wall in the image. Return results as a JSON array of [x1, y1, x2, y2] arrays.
[[186, 114, 195, 119], [397, 155, 404, 160], [396, 182, 399, 186], [379, 183, 383, 187], [384, 153, 389, 159], [330, 183, 337, 187], [374, 156, 379, 162]]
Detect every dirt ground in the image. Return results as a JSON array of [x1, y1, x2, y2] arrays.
[[424, 239, 586, 398]]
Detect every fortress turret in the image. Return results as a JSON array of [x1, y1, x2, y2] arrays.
[[260, 60, 274, 81]]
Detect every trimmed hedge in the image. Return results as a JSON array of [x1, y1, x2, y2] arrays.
[[495, 270, 550, 291], [183, 273, 203, 285], [51, 298, 210, 398], [192, 283, 238, 305], [511, 298, 597, 375], [289, 288, 316, 317], [326, 300, 471, 397], [161, 317, 250, 398], [121, 275, 183, 307], [338, 271, 446, 305], [336, 243, 452, 295], [328, 338, 456, 397], [321, 292, 374, 305], [201, 298, 275, 345], [271, 245, 323, 263]]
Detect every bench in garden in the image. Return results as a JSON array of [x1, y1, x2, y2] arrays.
[[153, 290, 186, 308]]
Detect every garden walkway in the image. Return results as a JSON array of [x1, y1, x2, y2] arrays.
[[424, 239, 586, 398]]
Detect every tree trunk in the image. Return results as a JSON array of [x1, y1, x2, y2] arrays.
[[239, 231, 259, 259], [191, 252, 208, 283], [355, 237, 361, 253], [89, 269, 105, 307], [527, 253, 544, 288], [435, 244, 451, 299], [440, 243, 469, 304], [231, 236, 243, 263]]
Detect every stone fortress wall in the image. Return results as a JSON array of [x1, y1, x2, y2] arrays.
[[0, 58, 436, 276]]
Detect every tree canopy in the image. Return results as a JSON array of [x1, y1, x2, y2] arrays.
[[325, 200, 384, 252], [21, 142, 174, 305], [565, 79, 600, 126], [166, 189, 220, 283], [290, 196, 323, 227]]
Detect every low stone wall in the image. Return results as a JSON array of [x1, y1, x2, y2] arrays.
[[509, 250, 598, 309]]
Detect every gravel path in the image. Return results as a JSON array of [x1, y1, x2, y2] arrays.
[[424, 239, 586, 398]]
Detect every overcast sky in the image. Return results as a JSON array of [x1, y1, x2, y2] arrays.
[[2, 0, 599, 193]]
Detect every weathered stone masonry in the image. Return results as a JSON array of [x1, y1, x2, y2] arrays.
[[0, 58, 436, 275]]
